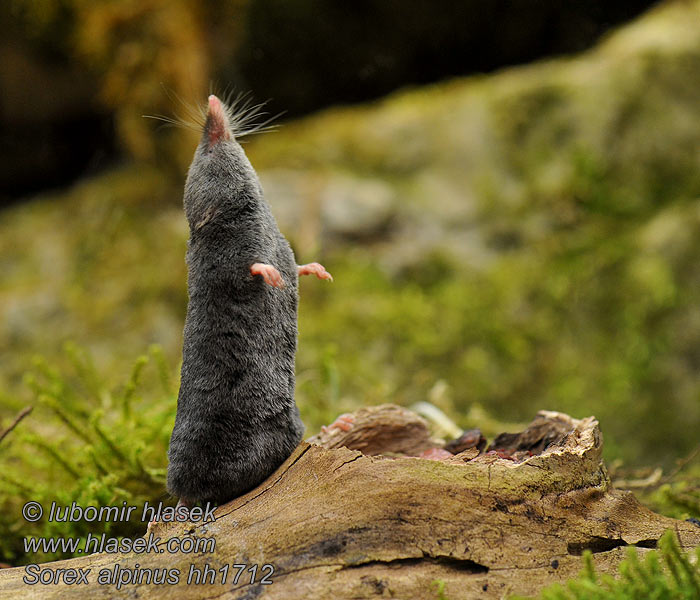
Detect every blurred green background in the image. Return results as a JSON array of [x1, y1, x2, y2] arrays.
[[1, 0, 699, 565]]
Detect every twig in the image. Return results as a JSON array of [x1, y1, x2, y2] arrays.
[[613, 467, 663, 489], [663, 443, 700, 484], [0, 406, 33, 445], [616, 444, 700, 490]]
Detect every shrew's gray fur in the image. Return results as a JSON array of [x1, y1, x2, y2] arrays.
[[167, 97, 303, 505]]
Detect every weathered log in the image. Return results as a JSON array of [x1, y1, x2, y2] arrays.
[[1, 405, 698, 599]]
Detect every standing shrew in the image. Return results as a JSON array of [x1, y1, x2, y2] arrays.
[[166, 94, 332, 509]]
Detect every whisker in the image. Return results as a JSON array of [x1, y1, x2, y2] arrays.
[[144, 86, 283, 139]]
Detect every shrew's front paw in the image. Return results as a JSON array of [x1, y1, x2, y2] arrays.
[[251, 263, 286, 288], [298, 262, 333, 281]]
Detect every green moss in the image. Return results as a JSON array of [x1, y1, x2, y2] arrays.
[[432, 579, 451, 600], [0, 345, 174, 564], [513, 531, 700, 600], [634, 460, 700, 522]]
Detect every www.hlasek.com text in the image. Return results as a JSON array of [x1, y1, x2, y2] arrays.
[[23, 532, 215, 555]]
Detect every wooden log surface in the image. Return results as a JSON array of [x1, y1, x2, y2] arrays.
[[1, 405, 698, 599]]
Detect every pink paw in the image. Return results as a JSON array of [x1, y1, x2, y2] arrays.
[[251, 263, 285, 288], [298, 262, 333, 281], [321, 413, 354, 434], [419, 448, 454, 461]]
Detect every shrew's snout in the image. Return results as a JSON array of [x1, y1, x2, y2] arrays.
[[205, 94, 232, 146]]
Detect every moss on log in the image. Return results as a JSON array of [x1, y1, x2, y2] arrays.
[[0, 406, 698, 599]]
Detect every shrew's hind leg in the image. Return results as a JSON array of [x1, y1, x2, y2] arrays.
[[146, 497, 193, 533]]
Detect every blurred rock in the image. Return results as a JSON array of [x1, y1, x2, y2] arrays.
[[319, 175, 395, 240], [248, 0, 700, 271]]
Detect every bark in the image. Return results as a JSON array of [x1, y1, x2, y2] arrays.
[[1, 405, 698, 599]]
